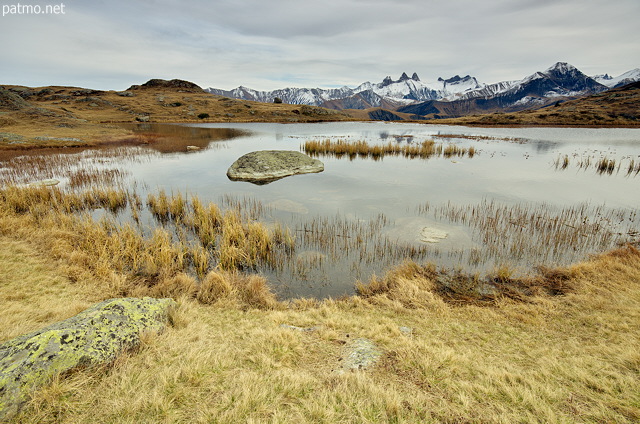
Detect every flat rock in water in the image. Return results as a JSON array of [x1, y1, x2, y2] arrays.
[[227, 150, 324, 184], [0, 297, 175, 421], [420, 227, 448, 243]]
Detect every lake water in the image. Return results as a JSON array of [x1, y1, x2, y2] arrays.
[[4, 122, 640, 298]]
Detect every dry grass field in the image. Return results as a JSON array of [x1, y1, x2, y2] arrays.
[[0, 80, 354, 151], [1, 185, 639, 423]]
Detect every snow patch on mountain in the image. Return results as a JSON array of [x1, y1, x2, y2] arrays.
[[206, 62, 638, 112], [593, 69, 640, 88]]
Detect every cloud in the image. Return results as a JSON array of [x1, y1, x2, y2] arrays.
[[0, 0, 638, 90]]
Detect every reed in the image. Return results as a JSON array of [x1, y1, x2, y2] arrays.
[[302, 139, 475, 160], [67, 168, 129, 189], [597, 157, 616, 174], [168, 191, 187, 221], [0, 146, 155, 186], [0, 185, 294, 304], [147, 190, 170, 220], [418, 199, 640, 268]]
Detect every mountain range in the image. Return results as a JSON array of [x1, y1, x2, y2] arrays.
[[206, 62, 640, 119]]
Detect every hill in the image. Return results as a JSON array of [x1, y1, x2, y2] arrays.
[[0, 79, 354, 150]]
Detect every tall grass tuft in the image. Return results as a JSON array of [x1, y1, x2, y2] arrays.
[[302, 139, 475, 160]]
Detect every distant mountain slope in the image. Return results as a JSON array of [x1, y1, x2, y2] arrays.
[[207, 63, 639, 118], [593, 69, 640, 89], [397, 62, 609, 118], [431, 80, 640, 127]]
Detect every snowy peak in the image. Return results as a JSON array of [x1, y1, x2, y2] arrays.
[[545, 61, 578, 74], [205, 62, 639, 112], [593, 68, 640, 88]]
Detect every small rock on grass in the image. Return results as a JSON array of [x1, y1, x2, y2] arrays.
[[339, 338, 381, 372]]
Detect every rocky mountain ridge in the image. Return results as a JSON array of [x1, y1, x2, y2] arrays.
[[206, 63, 639, 116]]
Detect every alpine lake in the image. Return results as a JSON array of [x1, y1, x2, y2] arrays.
[[4, 122, 640, 299]]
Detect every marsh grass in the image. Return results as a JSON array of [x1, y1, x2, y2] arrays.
[[302, 139, 475, 160], [0, 146, 155, 186], [6, 240, 640, 423], [553, 153, 640, 176], [0, 185, 286, 307], [418, 199, 640, 268], [358, 259, 581, 307]]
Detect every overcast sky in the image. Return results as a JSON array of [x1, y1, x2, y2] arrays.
[[1, 0, 638, 91]]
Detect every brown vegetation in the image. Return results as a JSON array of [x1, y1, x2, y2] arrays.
[[0, 81, 354, 151], [302, 139, 475, 160], [2, 230, 640, 422]]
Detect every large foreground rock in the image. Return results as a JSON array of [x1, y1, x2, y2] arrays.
[[227, 150, 324, 184], [0, 297, 175, 421]]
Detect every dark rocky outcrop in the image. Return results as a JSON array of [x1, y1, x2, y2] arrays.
[[227, 150, 324, 184], [368, 109, 404, 121], [0, 87, 31, 111], [128, 79, 204, 92], [0, 297, 176, 421]]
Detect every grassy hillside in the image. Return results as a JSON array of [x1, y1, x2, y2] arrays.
[[0, 79, 354, 150], [0, 185, 639, 423]]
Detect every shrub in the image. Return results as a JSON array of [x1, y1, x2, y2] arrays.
[[273, 97, 283, 104], [197, 113, 210, 119]]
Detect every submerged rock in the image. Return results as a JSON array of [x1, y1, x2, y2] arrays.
[[227, 150, 324, 184], [267, 198, 309, 214], [420, 227, 448, 243], [0, 297, 175, 421]]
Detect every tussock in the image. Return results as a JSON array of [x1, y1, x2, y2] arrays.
[[302, 139, 476, 160]]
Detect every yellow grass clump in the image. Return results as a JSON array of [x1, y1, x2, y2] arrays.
[[302, 139, 475, 160]]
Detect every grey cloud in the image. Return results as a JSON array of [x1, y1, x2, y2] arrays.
[[0, 0, 638, 90]]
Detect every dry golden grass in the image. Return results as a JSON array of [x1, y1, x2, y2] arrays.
[[1, 243, 638, 423], [0, 83, 355, 151], [1, 185, 639, 423], [303, 139, 475, 160]]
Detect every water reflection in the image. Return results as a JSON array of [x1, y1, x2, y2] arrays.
[[2, 121, 640, 299], [120, 123, 249, 153]]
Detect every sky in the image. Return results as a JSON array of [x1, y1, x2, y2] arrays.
[[1, 0, 639, 91]]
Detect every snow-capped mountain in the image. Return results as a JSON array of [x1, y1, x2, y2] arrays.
[[397, 62, 611, 118], [206, 62, 639, 113], [593, 69, 640, 89], [207, 72, 487, 109]]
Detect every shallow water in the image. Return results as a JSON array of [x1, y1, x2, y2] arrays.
[[4, 122, 640, 298]]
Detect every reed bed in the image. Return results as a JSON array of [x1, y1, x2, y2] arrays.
[[418, 199, 640, 267], [553, 153, 640, 176], [0, 185, 290, 305], [302, 139, 476, 160], [146, 191, 294, 272], [67, 168, 129, 189], [0, 146, 154, 186]]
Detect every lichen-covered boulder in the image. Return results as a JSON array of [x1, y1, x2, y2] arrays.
[[0, 297, 176, 421], [227, 150, 324, 184]]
